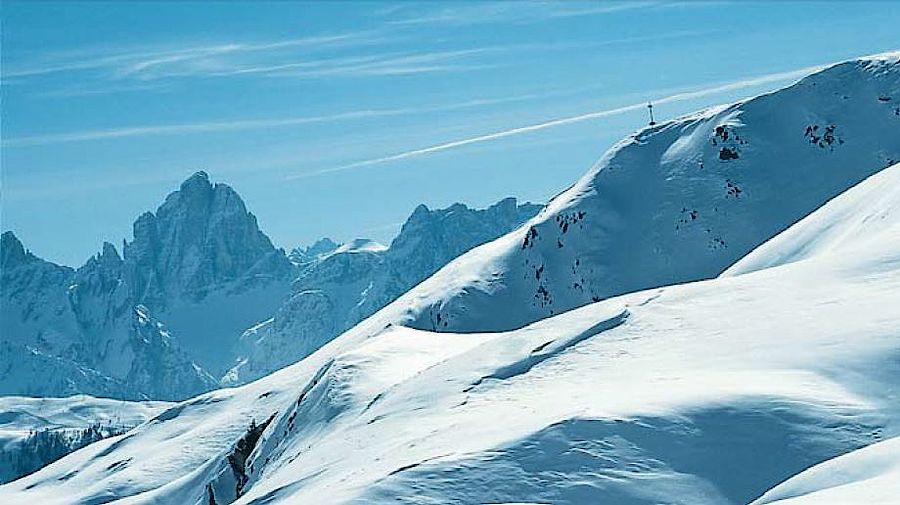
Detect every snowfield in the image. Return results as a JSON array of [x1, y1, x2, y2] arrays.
[[1, 52, 899, 504]]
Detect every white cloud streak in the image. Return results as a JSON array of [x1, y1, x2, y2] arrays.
[[2, 31, 390, 81], [290, 64, 825, 179], [385, 1, 717, 26], [2, 93, 538, 147]]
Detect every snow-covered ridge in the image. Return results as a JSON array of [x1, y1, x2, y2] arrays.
[[329, 238, 388, 255], [367, 52, 900, 334], [4, 160, 898, 504]]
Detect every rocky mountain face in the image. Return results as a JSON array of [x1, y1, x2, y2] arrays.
[[224, 198, 541, 384], [2, 172, 542, 398], [124, 171, 293, 308]]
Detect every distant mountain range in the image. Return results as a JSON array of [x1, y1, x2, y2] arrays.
[[0, 172, 540, 400]]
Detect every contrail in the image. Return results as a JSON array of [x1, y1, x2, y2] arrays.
[[291, 64, 824, 179]]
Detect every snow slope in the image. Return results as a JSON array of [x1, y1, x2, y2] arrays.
[[752, 436, 900, 505], [3, 150, 897, 504], [370, 52, 900, 334], [0, 396, 169, 483], [723, 154, 900, 275]]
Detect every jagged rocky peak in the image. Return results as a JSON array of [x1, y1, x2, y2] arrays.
[[0, 231, 72, 281], [289, 237, 341, 265], [1, 231, 30, 269], [123, 171, 291, 302], [387, 197, 542, 281], [89, 242, 123, 270], [73, 241, 127, 306], [396, 198, 540, 239]]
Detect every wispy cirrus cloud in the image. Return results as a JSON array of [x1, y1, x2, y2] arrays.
[[3, 31, 386, 80], [4, 17, 717, 93], [384, 1, 717, 26], [2, 92, 539, 147], [290, 64, 825, 179], [206, 47, 499, 79]]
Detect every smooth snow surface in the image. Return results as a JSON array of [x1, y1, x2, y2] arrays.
[[752, 436, 900, 505], [724, 157, 900, 275]]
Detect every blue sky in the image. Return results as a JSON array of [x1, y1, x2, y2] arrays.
[[3, 1, 899, 266]]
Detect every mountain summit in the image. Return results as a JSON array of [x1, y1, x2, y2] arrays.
[[124, 171, 291, 306]]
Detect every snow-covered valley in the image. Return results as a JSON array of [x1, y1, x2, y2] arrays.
[[0, 51, 897, 504]]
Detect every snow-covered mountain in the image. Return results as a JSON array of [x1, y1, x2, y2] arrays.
[[226, 198, 542, 384], [0, 396, 170, 484], [365, 52, 900, 334], [1, 231, 215, 400], [121, 171, 295, 373], [3, 53, 897, 505]]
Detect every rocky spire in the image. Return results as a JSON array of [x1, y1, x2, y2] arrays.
[[0, 231, 30, 269], [123, 172, 291, 304]]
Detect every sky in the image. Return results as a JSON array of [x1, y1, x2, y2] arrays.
[[2, 1, 899, 266]]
